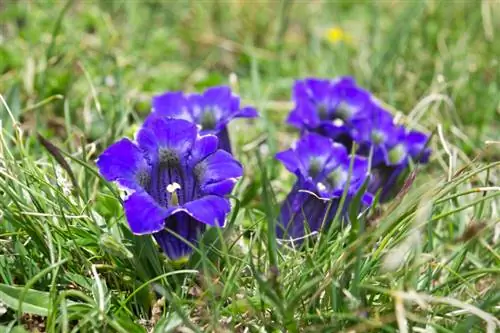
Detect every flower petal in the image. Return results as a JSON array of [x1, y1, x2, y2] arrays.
[[321, 142, 349, 174], [350, 106, 395, 144], [286, 102, 320, 129], [202, 86, 232, 106], [237, 106, 259, 118], [153, 212, 207, 259], [277, 183, 337, 241], [316, 122, 349, 140], [406, 131, 431, 163], [143, 116, 197, 155], [186, 94, 206, 120], [152, 91, 193, 121], [201, 178, 237, 196], [351, 155, 369, 180], [293, 78, 331, 102], [216, 127, 232, 153], [136, 127, 159, 164], [96, 138, 149, 191], [182, 195, 231, 227], [296, 133, 345, 176], [361, 192, 374, 206], [124, 191, 172, 235], [190, 134, 219, 166], [276, 149, 301, 174], [199, 150, 243, 185], [296, 133, 337, 163], [329, 78, 373, 119], [368, 165, 407, 202], [333, 76, 356, 85]]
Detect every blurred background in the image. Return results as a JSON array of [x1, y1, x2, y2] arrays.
[[0, 2, 499, 331], [0, 1, 499, 157]]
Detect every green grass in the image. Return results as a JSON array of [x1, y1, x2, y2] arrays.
[[1, 1, 499, 332]]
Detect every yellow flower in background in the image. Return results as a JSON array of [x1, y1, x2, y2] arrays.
[[324, 26, 353, 45]]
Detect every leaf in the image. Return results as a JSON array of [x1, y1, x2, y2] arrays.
[[112, 314, 147, 333], [154, 312, 183, 333], [1, 82, 21, 137], [0, 284, 51, 316], [37, 133, 80, 194], [0, 325, 30, 333], [64, 273, 92, 291]]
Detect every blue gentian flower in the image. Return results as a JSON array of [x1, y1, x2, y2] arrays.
[[275, 133, 372, 242], [152, 86, 258, 153], [97, 118, 243, 259], [286, 77, 373, 148], [351, 106, 431, 201], [285, 76, 432, 204]]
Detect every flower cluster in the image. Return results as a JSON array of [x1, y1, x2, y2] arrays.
[[276, 133, 372, 240], [278, 77, 431, 241], [287, 77, 373, 149], [152, 86, 258, 153], [97, 86, 257, 259], [350, 105, 431, 200], [96, 78, 431, 255]]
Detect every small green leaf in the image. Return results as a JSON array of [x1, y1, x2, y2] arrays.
[[0, 325, 30, 333], [0, 284, 51, 316], [154, 312, 183, 333], [112, 314, 147, 333]]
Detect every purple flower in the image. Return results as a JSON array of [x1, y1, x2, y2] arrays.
[[152, 86, 258, 153], [351, 106, 431, 201], [286, 77, 373, 147], [275, 133, 372, 241], [97, 118, 243, 259]]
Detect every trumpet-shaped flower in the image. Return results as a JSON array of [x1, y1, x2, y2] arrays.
[[275, 133, 372, 241], [286, 77, 373, 148], [152, 86, 258, 153], [351, 106, 431, 201], [97, 118, 243, 259]]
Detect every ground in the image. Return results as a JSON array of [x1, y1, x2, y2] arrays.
[[0, 1, 499, 332]]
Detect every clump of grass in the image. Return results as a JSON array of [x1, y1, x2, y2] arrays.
[[1, 1, 499, 332]]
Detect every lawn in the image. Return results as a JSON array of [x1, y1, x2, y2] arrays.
[[0, 1, 499, 332]]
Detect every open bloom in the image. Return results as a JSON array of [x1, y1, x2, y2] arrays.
[[97, 118, 243, 259], [286, 77, 373, 148], [351, 106, 431, 201], [275, 133, 372, 242], [152, 86, 258, 153]]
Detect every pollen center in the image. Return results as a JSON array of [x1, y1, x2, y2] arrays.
[[335, 102, 353, 121], [317, 104, 329, 121], [201, 109, 217, 130], [371, 130, 386, 145], [308, 159, 323, 179], [159, 148, 180, 166], [388, 144, 407, 165], [326, 168, 347, 189], [136, 170, 150, 188]]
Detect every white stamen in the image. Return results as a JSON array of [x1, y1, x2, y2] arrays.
[[166, 182, 181, 193], [333, 119, 344, 126], [317, 182, 327, 192]]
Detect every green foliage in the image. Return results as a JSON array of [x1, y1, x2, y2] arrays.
[[0, 284, 53, 317], [1, 1, 499, 332]]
